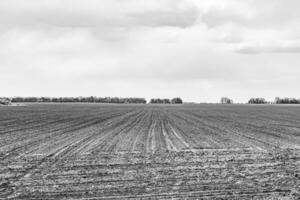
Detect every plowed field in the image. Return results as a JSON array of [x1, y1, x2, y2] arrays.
[[0, 104, 299, 199]]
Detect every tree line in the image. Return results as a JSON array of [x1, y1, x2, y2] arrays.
[[274, 97, 300, 104], [220, 97, 300, 104], [9, 97, 147, 104], [248, 98, 267, 104], [3, 97, 184, 104], [248, 97, 300, 104], [150, 97, 183, 104], [3, 96, 300, 105]]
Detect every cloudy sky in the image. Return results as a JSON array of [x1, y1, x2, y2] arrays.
[[1, 0, 299, 102]]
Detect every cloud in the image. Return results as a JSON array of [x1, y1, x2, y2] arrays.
[[0, 0, 199, 29], [196, 0, 300, 55], [201, 6, 251, 28], [0, 0, 300, 102], [234, 41, 300, 54], [127, 8, 198, 28], [198, 0, 300, 29]]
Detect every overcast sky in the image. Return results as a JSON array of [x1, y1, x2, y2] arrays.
[[1, 0, 300, 102]]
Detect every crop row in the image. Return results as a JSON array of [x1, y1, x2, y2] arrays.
[[1, 104, 300, 199]]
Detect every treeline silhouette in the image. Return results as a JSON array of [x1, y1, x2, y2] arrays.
[[150, 97, 183, 104], [248, 98, 267, 104], [220, 97, 300, 104], [248, 97, 300, 104], [10, 97, 147, 104], [3, 96, 300, 105], [274, 97, 300, 104], [8, 97, 184, 104]]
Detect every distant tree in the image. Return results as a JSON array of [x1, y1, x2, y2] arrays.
[[11, 97, 24, 102], [73, 97, 80, 102], [274, 97, 300, 104], [248, 98, 267, 104], [150, 99, 156, 104], [52, 97, 58, 102], [0, 98, 11, 105], [39, 97, 51, 102], [150, 98, 171, 104], [88, 96, 95, 103], [275, 97, 281, 104], [163, 99, 170, 104], [171, 97, 183, 104], [61, 97, 74, 102], [127, 98, 146, 104], [150, 99, 158, 104], [23, 97, 38, 102], [220, 97, 233, 104]]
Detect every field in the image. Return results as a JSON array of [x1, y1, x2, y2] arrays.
[[0, 103, 300, 199]]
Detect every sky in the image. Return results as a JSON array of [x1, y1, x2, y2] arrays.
[[0, 0, 300, 103]]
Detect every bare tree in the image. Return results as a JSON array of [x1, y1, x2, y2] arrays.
[[220, 97, 233, 104]]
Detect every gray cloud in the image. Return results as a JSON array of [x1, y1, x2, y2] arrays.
[[201, 7, 249, 28], [128, 10, 197, 28], [198, 0, 300, 55], [0, 0, 199, 29], [200, 0, 300, 29], [234, 41, 300, 54]]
